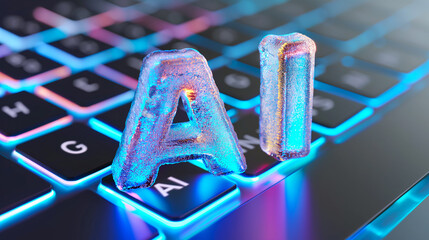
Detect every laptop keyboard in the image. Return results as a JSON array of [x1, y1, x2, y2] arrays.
[[1, 0, 429, 239]]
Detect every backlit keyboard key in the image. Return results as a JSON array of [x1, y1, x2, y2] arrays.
[[105, 22, 154, 39], [307, 19, 363, 41], [50, 34, 112, 58], [0, 92, 69, 141], [0, 51, 63, 82], [38, 71, 130, 112], [212, 67, 259, 101], [0, 15, 50, 37], [237, 51, 259, 68], [317, 64, 399, 98], [150, 9, 192, 24], [0, 191, 159, 240], [0, 155, 52, 218], [354, 43, 427, 73], [385, 24, 429, 52], [237, 12, 288, 30], [105, 53, 146, 80], [234, 114, 321, 176], [101, 163, 237, 220], [106, 0, 140, 7], [312, 90, 366, 129], [199, 26, 254, 46], [192, 0, 228, 11], [48, 1, 97, 21], [15, 124, 118, 184], [158, 40, 221, 60]]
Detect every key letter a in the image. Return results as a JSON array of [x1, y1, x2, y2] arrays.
[[112, 49, 246, 190]]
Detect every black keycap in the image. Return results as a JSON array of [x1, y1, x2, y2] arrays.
[[315, 42, 335, 59], [0, 191, 159, 240], [234, 114, 321, 176], [317, 64, 398, 98], [102, 163, 237, 220], [237, 51, 259, 68], [237, 12, 289, 30], [199, 26, 254, 46], [0, 51, 62, 80], [0, 92, 67, 137], [158, 40, 221, 60], [94, 99, 191, 134], [105, 22, 154, 39], [42, 71, 130, 107], [354, 43, 427, 73], [385, 24, 429, 52], [105, 53, 146, 80], [16, 124, 118, 181], [0, 15, 50, 36], [151, 9, 192, 24], [237, 1, 311, 31], [50, 34, 112, 58], [106, 0, 140, 7], [312, 90, 366, 128], [212, 67, 259, 100], [336, 3, 391, 28], [0, 155, 52, 216], [48, 1, 97, 21], [307, 19, 363, 41], [192, 0, 228, 11]]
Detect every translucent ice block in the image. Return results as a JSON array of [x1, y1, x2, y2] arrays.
[[112, 48, 246, 190], [259, 33, 316, 161]]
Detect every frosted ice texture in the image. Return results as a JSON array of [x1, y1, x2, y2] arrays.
[[112, 49, 246, 190], [259, 33, 316, 161]]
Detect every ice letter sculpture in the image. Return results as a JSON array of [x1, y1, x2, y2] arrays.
[[112, 49, 246, 190], [259, 33, 316, 161]]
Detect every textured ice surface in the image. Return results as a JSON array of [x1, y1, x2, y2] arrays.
[[112, 48, 246, 190], [259, 33, 316, 161]]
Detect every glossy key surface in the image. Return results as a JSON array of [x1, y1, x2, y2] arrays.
[[0, 51, 62, 80], [212, 67, 259, 101], [354, 43, 427, 73], [0, 155, 52, 216], [0, 15, 50, 37], [42, 71, 130, 107], [105, 53, 146, 80], [50, 34, 112, 58], [199, 26, 254, 46], [317, 64, 398, 98], [312, 90, 365, 128], [102, 163, 237, 220], [0, 92, 67, 137], [0, 191, 159, 240], [105, 22, 154, 39], [16, 124, 118, 181]]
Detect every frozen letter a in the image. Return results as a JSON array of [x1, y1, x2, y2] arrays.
[[112, 49, 246, 190], [259, 33, 316, 161]]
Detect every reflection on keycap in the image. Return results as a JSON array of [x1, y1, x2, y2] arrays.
[[15, 124, 118, 185], [103, 163, 237, 220], [317, 64, 398, 98], [0, 92, 70, 144]]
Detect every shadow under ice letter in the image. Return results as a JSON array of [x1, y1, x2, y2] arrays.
[[112, 49, 246, 190]]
